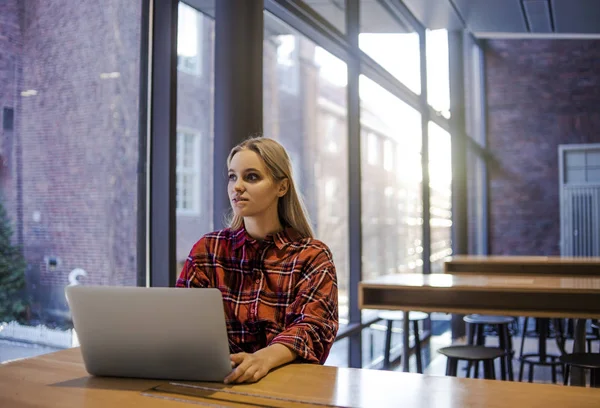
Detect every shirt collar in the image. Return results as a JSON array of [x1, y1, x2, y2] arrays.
[[232, 225, 301, 250]]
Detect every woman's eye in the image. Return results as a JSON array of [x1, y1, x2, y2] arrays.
[[228, 174, 236, 181], [246, 173, 259, 181]]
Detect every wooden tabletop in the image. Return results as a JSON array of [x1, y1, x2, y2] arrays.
[[359, 273, 600, 318], [444, 255, 600, 275], [446, 255, 600, 265], [1, 348, 600, 407]]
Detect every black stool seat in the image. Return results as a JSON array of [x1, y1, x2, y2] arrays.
[[439, 345, 505, 361], [464, 314, 514, 325], [560, 353, 600, 369], [438, 345, 504, 379], [560, 353, 600, 387], [378, 311, 428, 321]]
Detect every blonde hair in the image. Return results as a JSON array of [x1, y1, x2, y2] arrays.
[[227, 137, 314, 238]]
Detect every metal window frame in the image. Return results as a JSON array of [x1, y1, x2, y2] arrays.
[[148, 0, 178, 288]]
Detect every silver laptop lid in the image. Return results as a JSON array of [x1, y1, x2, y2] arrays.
[[65, 286, 232, 382]]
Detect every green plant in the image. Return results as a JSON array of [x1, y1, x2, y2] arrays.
[[0, 200, 28, 323]]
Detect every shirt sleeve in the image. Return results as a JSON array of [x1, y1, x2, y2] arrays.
[[269, 245, 339, 364], [176, 237, 212, 288]]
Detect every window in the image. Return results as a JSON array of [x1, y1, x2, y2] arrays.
[[0, 0, 143, 362], [426, 29, 450, 118], [275, 35, 299, 94], [176, 130, 201, 214], [177, 2, 203, 76], [3, 107, 14, 131], [360, 75, 423, 279], [359, 0, 421, 94], [428, 122, 452, 271], [367, 132, 379, 165], [175, 4, 214, 272], [264, 12, 349, 323], [564, 147, 600, 183], [383, 139, 393, 171]]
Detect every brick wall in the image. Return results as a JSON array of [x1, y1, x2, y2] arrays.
[[0, 0, 20, 235], [0, 0, 144, 321], [485, 39, 600, 255]]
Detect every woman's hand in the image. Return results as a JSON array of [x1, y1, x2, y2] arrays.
[[224, 343, 297, 384], [224, 352, 271, 384]]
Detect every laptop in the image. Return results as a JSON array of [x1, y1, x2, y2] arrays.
[[65, 285, 232, 381]]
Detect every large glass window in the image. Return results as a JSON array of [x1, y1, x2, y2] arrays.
[[426, 29, 450, 118], [428, 122, 453, 272], [175, 3, 215, 273], [0, 0, 142, 362], [360, 76, 423, 280], [263, 13, 350, 323], [359, 0, 421, 94]]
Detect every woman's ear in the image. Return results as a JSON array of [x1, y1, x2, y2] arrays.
[[277, 178, 289, 197]]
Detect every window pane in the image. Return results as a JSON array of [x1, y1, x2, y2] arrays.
[[426, 29, 450, 118], [299, 0, 345, 34], [176, 3, 214, 274], [177, 2, 203, 75], [360, 1, 421, 94], [264, 12, 350, 323], [360, 76, 423, 280], [0, 0, 142, 361], [428, 122, 452, 272]]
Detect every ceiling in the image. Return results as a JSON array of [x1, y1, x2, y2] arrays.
[[402, 0, 600, 38]]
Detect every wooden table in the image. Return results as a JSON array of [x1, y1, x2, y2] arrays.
[[359, 273, 600, 376], [444, 255, 600, 275], [1, 348, 599, 407]]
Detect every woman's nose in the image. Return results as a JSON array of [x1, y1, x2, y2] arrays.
[[234, 180, 244, 192]]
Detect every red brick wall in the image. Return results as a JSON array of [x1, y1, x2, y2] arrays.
[[0, 0, 144, 321], [485, 39, 600, 255], [0, 0, 21, 233]]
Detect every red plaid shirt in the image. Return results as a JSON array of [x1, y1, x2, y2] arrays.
[[176, 226, 339, 364]]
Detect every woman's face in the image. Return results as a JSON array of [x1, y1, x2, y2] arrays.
[[228, 149, 286, 219]]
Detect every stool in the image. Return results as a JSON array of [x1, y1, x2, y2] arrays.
[[518, 317, 564, 383], [378, 311, 428, 373], [438, 345, 505, 379], [464, 314, 514, 381], [564, 319, 600, 353], [587, 321, 600, 353], [561, 353, 600, 387]]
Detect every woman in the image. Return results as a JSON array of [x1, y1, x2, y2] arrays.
[[176, 136, 339, 384]]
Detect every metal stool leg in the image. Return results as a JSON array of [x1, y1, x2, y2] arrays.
[[518, 359, 525, 382], [564, 364, 570, 386], [413, 320, 423, 374], [383, 320, 393, 370], [519, 317, 528, 358], [483, 360, 496, 380], [497, 324, 507, 381], [528, 363, 535, 383], [447, 358, 458, 376], [474, 325, 484, 378], [591, 368, 600, 388], [502, 325, 514, 381]]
